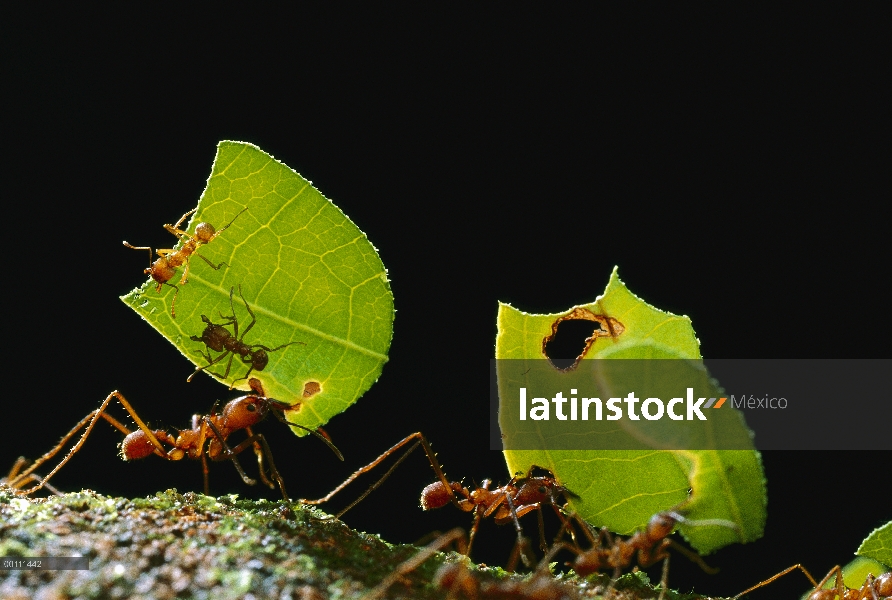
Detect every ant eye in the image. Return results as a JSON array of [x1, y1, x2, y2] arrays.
[[538, 486, 547, 494], [247, 404, 256, 412]]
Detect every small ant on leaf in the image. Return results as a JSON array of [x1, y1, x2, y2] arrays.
[[735, 561, 892, 600], [6, 378, 342, 500], [123, 206, 247, 318], [188, 285, 302, 387]]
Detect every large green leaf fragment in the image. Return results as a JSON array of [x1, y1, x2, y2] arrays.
[[858, 521, 892, 568], [496, 267, 765, 554], [121, 141, 394, 435]]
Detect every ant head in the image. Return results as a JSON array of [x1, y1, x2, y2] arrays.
[[513, 475, 571, 506], [221, 395, 272, 429], [252, 349, 270, 370], [194, 222, 216, 243], [646, 511, 679, 539]]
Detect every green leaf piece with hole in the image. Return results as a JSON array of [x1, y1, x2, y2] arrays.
[[857, 521, 892, 569], [496, 267, 765, 554], [121, 141, 394, 435]]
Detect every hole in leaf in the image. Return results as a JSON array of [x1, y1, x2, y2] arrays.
[[541, 306, 625, 371], [544, 320, 601, 369]]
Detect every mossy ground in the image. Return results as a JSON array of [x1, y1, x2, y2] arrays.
[[0, 488, 724, 599]]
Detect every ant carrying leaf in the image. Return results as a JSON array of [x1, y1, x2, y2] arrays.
[[7, 378, 342, 500], [124, 206, 246, 318]]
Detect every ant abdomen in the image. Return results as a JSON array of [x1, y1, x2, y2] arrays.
[[421, 481, 465, 510], [148, 257, 176, 283], [120, 429, 174, 461]]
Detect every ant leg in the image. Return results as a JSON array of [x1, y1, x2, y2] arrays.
[[168, 207, 198, 232], [227, 286, 239, 339], [159, 280, 181, 318], [218, 431, 288, 500], [12, 391, 170, 495], [465, 507, 485, 562], [177, 255, 192, 286], [329, 439, 422, 519], [203, 418, 258, 488], [201, 451, 211, 495], [657, 555, 670, 600], [187, 349, 232, 383], [363, 528, 467, 600], [235, 285, 256, 339], [193, 251, 229, 271], [2, 458, 64, 496], [819, 566, 845, 600], [211, 352, 237, 381], [122, 242, 155, 268], [733, 564, 820, 599], [199, 352, 236, 382], [243, 425, 277, 490], [299, 433, 460, 513], [503, 492, 535, 569]]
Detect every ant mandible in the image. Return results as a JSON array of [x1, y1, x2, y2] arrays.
[[123, 206, 247, 318], [7, 378, 342, 500], [300, 432, 574, 570], [735, 563, 892, 600], [187, 285, 302, 387]]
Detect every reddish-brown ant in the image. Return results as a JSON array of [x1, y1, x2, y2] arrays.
[[300, 432, 574, 570], [123, 206, 247, 318], [6, 378, 342, 500], [734, 563, 892, 600], [546, 507, 735, 600], [187, 285, 302, 387]]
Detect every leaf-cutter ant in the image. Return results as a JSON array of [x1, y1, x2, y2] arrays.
[[734, 563, 892, 600], [188, 285, 302, 387], [6, 378, 342, 500], [550, 507, 735, 600], [300, 432, 575, 570], [123, 206, 247, 318]]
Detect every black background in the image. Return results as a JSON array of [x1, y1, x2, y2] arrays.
[[3, 7, 889, 598]]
